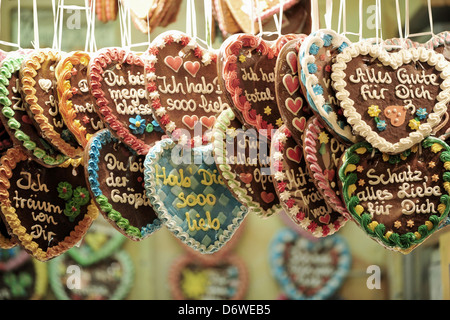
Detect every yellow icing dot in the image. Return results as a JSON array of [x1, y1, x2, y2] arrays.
[[344, 164, 356, 175], [354, 205, 364, 215], [414, 232, 422, 240], [425, 221, 433, 230], [431, 143, 444, 153], [355, 147, 367, 154], [368, 221, 378, 232], [438, 203, 446, 215], [382, 154, 390, 162], [411, 145, 418, 153], [400, 154, 407, 160], [444, 162, 450, 170], [385, 231, 393, 239], [347, 184, 357, 198], [444, 181, 450, 193]]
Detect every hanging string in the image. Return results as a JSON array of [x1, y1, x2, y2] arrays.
[[310, 0, 319, 33], [404, 0, 434, 40], [32, 0, 40, 49], [337, 0, 362, 40], [203, 0, 213, 49], [0, 0, 22, 49], [273, 0, 285, 37], [324, 0, 332, 30]]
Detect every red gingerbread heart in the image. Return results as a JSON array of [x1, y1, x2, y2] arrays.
[[220, 34, 301, 138], [145, 31, 230, 147]]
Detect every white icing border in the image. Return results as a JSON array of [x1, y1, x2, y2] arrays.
[[331, 42, 450, 154], [299, 29, 357, 144]]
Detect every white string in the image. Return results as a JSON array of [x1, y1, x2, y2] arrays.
[[358, 0, 363, 41], [17, 0, 21, 48], [273, 0, 285, 36], [203, 0, 213, 49], [89, 0, 97, 52], [324, 0, 332, 30], [255, 0, 263, 36], [405, 0, 434, 40], [186, 0, 197, 40], [58, 0, 64, 51], [310, 0, 319, 33], [32, 0, 39, 49], [0, 0, 22, 49]]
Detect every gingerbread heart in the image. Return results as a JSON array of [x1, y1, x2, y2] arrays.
[[338, 137, 450, 253], [48, 250, 134, 300], [0, 53, 68, 167], [303, 116, 350, 219], [220, 34, 301, 138], [0, 147, 98, 261], [20, 49, 83, 158], [270, 126, 347, 237], [85, 129, 162, 241], [275, 37, 314, 146], [425, 31, 450, 60], [213, 108, 282, 218], [55, 51, 106, 148], [145, 31, 230, 147], [169, 253, 248, 300], [66, 215, 126, 266], [332, 42, 450, 154], [89, 47, 162, 155], [144, 139, 248, 254], [299, 29, 358, 145], [269, 227, 351, 300], [0, 250, 48, 300]]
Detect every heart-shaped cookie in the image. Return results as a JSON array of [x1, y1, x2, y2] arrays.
[[332, 42, 450, 154], [0, 147, 99, 261], [144, 31, 230, 147], [48, 250, 134, 300], [0, 53, 68, 167], [303, 116, 350, 219], [275, 37, 313, 146], [144, 139, 248, 254], [89, 47, 162, 155], [338, 137, 450, 253], [213, 108, 282, 218], [66, 215, 126, 266], [299, 29, 358, 145], [169, 253, 248, 300], [269, 227, 351, 300], [270, 126, 347, 237], [85, 129, 162, 241], [0, 251, 48, 300], [55, 51, 106, 148], [20, 49, 83, 158], [220, 34, 300, 138]]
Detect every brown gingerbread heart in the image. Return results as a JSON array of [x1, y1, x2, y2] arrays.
[[145, 31, 230, 148], [0, 147, 98, 261]]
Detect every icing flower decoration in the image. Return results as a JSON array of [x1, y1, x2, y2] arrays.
[[57, 182, 73, 201], [368, 105, 381, 117], [309, 43, 319, 55], [129, 115, 146, 135], [64, 200, 81, 222], [312, 84, 323, 95], [408, 119, 420, 131], [73, 186, 90, 206], [376, 120, 387, 131], [416, 108, 428, 120]]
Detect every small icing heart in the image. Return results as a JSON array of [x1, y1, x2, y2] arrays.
[[38, 78, 52, 93], [319, 214, 331, 224], [21, 115, 33, 124], [283, 74, 300, 95], [286, 51, 298, 74], [184, 61, 201, 77], [292, 117, 306, 132], [286, 145, 302, 163], [164, 55, 183, 72], [182, 115, 199, 130], [261, 191, 275, 204], [239, 173, 253, 184], [285, 97, 303, 115], [200, 116, 216, 129], [383, 105, 407, 127]]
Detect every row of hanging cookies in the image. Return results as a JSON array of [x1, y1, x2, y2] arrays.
[[0, 25, 449, 263]]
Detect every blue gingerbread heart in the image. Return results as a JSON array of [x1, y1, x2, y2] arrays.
[[144, 139, 248, 254]]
